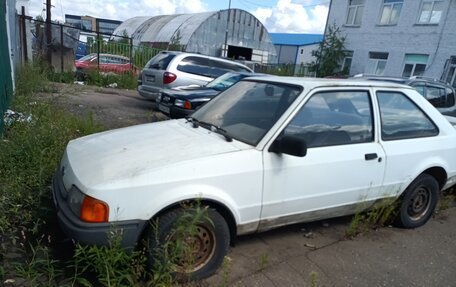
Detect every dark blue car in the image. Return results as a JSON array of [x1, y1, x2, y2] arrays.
[[157, 72, 266, 118]]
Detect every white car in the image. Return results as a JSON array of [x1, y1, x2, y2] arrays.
[[53, 77, 456, 280]]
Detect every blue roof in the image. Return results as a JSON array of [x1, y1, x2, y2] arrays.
[[269, 33, 323, 46]]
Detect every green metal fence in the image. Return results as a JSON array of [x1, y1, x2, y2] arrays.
[[256, 63, 316, 77], [0, 1, 13, 134], [87, 38, 162, 69]]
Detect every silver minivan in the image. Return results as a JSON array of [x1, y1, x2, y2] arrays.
[[138, 51, 253, 101]]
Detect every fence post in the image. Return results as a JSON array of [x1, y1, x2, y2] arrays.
[[97, 31, 100, 72], [129, 37, 133, 71], [21, 6, 28, 63], [60, 24, 64, 73]]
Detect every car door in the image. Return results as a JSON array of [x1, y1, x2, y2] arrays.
[[260, 89, 386, 230]]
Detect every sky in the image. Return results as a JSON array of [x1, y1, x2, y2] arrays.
[[19, 0, 330, 34]]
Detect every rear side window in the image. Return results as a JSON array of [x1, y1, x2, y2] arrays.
[[147, 53, 176, 70], [177, 56, 212, 77], [376, 91, 438, 141], [425, 85, 455, 108], [411, 83, 455, 108]]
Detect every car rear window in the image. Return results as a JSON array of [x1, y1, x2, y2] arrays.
[[147, 53, 176, 70]]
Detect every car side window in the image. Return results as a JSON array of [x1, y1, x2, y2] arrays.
[[376, 91, 438, 141], [99, 56, 108, 64], [283, 91, 374, 148], [425, 85, 455, 108], [177, 56, 212, 77]]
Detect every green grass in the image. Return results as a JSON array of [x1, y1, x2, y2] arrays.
[[0, 63, 103, 285], [346, 198, 398, 238]]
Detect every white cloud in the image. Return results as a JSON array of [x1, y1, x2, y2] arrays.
[[26, 0, 208, 21], [252, 0, 329, 33]]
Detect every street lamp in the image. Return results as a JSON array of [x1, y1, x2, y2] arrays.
[[223, 0, 231, 58]]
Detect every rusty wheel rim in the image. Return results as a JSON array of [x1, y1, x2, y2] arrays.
[[169, 224, 216, 273], [407, 186, 431, 221]]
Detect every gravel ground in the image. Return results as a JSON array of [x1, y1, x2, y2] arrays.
[[41, 82, 167, 129]]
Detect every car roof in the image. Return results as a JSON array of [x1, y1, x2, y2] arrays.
[[85, 53, 130, 60], [158, 51, 253, 71], [351, 74, 453, 88], [243, 76, 415, 90]]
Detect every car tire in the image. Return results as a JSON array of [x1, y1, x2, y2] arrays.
[[394, 174, 439, 228], [146, 207, 230, 281]]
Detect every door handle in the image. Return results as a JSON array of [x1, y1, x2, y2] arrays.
[[365, 153, 378, 161]]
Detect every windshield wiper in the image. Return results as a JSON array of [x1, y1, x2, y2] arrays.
[[198, 121, 233, 142], [185, 116, 199, 128]]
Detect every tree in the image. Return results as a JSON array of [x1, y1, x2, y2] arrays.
[[311, 23, 347, 78], [168, 30, 182, 51]]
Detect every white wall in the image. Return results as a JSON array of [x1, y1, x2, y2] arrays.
[[296, 43, 319, 65]]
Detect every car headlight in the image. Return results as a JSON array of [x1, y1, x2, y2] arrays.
[[174, 99, 192, 110], [174, 99, 185, 107], [68, 185, 109, 223], [68, 185, 84, 218]]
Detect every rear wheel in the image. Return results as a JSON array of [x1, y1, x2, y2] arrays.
[[146, 207, 230, 281], [394, 174, 439, 228]]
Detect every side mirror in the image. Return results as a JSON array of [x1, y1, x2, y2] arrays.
[[269, 135, 307, 157]]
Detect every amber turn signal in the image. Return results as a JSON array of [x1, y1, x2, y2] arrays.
[[183, 101, 192, 110], [80, 195, 109, 223]]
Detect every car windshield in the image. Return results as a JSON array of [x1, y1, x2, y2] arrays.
[[78, 53, 96, 61], [206, 73, 246, 91], [192, 80, 302, 146]]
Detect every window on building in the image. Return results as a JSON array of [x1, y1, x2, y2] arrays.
[[402, 54, 429, 77], [341, 51, 353, 73], [376, 91, 438, 140], [300, 49, 304, 55], [366, 52, 389, 75], [346, 0, 365, 26], [418, 0, 444, 24], [444, 56, 456, 88], [379, 0, 403, 25], [81, 19, 92, 31]]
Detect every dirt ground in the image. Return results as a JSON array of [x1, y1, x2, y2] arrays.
[[42, 83, 456, 286], [42, 82, 167, 129]]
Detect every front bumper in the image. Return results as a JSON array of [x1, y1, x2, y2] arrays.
[[158, 102, 194, 119], [52, 171, 147, 249]]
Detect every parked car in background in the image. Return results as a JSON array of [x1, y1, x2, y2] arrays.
[[157, 72, 266, 118], [53, 76, 456, 280], [75, 53, 136, 76], [137, 51, 253, 101], [352, 75, 456, 115]]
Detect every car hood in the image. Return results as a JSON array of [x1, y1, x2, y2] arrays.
[[162, 87, 220, 100], [63, 120, 241, 190]]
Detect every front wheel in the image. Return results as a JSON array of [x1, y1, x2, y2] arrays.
[[146, 207, 230, 281], [394, 174, 439, 228]]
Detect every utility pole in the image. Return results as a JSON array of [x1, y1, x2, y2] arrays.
[[223, 0, 231, 58], [45, 0, 52, 68]]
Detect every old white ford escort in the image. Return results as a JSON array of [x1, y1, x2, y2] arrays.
[[53, 77, 456, 279]]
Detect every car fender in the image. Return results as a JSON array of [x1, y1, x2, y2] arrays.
[[142, 183, 243, 228]]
